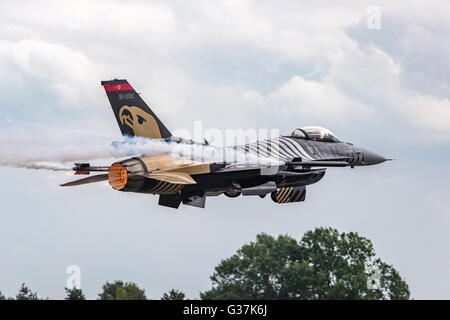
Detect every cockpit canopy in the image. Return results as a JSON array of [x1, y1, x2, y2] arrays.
[[287, 126, 342, 143]]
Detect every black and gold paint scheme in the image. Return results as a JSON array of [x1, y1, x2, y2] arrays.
[[101, 79, 171, 139], [271, 186, 306, 204], [61, 78, 386, 209], [149, 181, 184, 194], [107, 155, 210, 195], [119, 105, 163, 139]]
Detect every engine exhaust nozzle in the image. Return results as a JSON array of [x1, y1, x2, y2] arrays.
[[108, 163, 128, 190]]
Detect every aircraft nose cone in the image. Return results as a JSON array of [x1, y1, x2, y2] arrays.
[[362, 149, 386, 165]]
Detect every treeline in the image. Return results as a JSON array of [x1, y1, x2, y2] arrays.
[[0, 282, 185, 300], [0, 227, 411, 300]]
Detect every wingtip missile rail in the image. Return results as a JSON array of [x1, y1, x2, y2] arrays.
[[73, 163, 110, 175]]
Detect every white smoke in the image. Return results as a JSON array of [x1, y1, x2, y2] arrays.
[[18, 162, 74, 171], [0, 122, 282, 171], [0, 122, 121, 168], [111, 136, 282, 167]]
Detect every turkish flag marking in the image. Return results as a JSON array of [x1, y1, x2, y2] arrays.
[[104, 83, 134, 92]]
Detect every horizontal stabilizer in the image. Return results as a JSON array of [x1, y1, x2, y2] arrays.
[[137, 171, 197, 184], [60, 174, 109, 187]]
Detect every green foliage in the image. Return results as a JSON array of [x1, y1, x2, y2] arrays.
[[16, 283, 39, 300], [64, 287, 86, 300], [161, 289, 186, 300], [98, 281, 147, 300], [201, 227, 410, 300], [0, 291, 6, 300]]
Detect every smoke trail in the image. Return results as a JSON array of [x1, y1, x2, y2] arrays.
[[18, 162, 73, 171], [0, 122, 282, 171], [110, 136, 282, 166], [0, 121, 122, 166]]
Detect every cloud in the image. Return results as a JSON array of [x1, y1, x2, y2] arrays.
[[241, 75, 373, 125], [0, 38, 99, 108], [0, 0, 448, 141], [325, 45, 450, 140], [347, 0, 450, 98]]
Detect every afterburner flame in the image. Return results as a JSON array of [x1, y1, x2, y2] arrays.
[[108, 163, 128, 190]]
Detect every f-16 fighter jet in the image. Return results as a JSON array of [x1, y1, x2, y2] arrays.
[[62, 79, 390, 209]]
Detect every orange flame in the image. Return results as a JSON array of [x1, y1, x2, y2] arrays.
[[108, 163, 128, 190]]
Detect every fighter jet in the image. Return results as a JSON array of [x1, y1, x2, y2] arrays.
[[61, 79, 390, 209]]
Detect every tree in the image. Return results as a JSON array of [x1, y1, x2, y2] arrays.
[[161, 289, 186, 300], [98, 281, 147, 300], [65, 287, 86, 300], [0, 291, 6, 300], [201, 227, 410, 300], [15, 283, 39, 300]]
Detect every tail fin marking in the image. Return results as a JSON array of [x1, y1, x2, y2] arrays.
[[101, 79, 171, 139]]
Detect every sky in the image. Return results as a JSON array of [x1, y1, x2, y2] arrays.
[[0, 0, 449, 299]]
